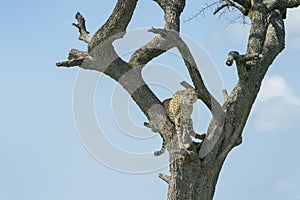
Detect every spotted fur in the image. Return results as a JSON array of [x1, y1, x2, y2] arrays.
[[154, 88, 200, 156]]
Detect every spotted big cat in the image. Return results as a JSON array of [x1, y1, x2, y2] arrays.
[[153, 88, 205, 156]]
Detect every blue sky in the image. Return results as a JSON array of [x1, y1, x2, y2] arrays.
[[1, 1, 300, 199]]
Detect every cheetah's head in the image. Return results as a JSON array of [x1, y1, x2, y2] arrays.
[[182, 88, 198, 105]]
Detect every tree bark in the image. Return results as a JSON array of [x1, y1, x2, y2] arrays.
[[56, 0, 296, 199], [166, 143, 224, 200]]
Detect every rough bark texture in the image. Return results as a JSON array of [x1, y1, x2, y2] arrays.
[[57, 0, 298, 199]]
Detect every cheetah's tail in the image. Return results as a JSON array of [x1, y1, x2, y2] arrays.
[[153, 138, 166, 156]]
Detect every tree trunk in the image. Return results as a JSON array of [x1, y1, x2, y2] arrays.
[[167, 146, 224, 200], [56, 0, 295, 200]]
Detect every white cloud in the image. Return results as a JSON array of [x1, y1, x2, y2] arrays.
[[252, 75, 300, 132], [257, 75, 300, 105], [273, 180, 299, 192]]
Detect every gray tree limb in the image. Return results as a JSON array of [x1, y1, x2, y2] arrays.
[[128, 0, 185, 68]]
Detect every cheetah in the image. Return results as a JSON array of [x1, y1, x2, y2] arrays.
[[153, 88, 205, 156]]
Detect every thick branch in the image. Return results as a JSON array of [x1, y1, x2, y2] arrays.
[[225, 51, 263, 66], [223, 0, 268, 81], [265, 0, 300, 11], [88, 0, 138, 52], [129, 0, 185, 68], [56, 49, 89, 67], [128, 36, 171, 67], [259, 10, 285, 76], [219, 0, 300, 19], [200, 1, 284, 161], [246, 0, 268, 55], [153, 0, 185, 23]]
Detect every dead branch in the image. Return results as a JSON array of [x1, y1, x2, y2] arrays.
[[128, 36, 171, 68], [56, 58, 85, 67], [57, 48, 89, 67], [226, 51, 263, 66], [129, 0, 185, 68], [265, 0, 300, 11], [68, 49, 89, 60], [72, 12, 91, 43], [180, 81, 194, 89], [214, 0, 246, 15], [56, 0, 138, 69], [183, 1, 221, 23], [159, 173, 171, 184]]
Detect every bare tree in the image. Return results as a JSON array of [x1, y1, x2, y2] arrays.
[[57, 0, 300, 199]]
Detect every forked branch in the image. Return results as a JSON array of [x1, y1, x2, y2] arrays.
[[129, 0, 185, 68], [56, 0, 184, 153], [149, 28, 223, 120], [56, 0, 138, 69], [73, 12, 91, 43]]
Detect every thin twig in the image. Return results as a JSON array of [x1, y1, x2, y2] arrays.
[[214, 0, 246, 15], [183, 1, 221, 23]]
